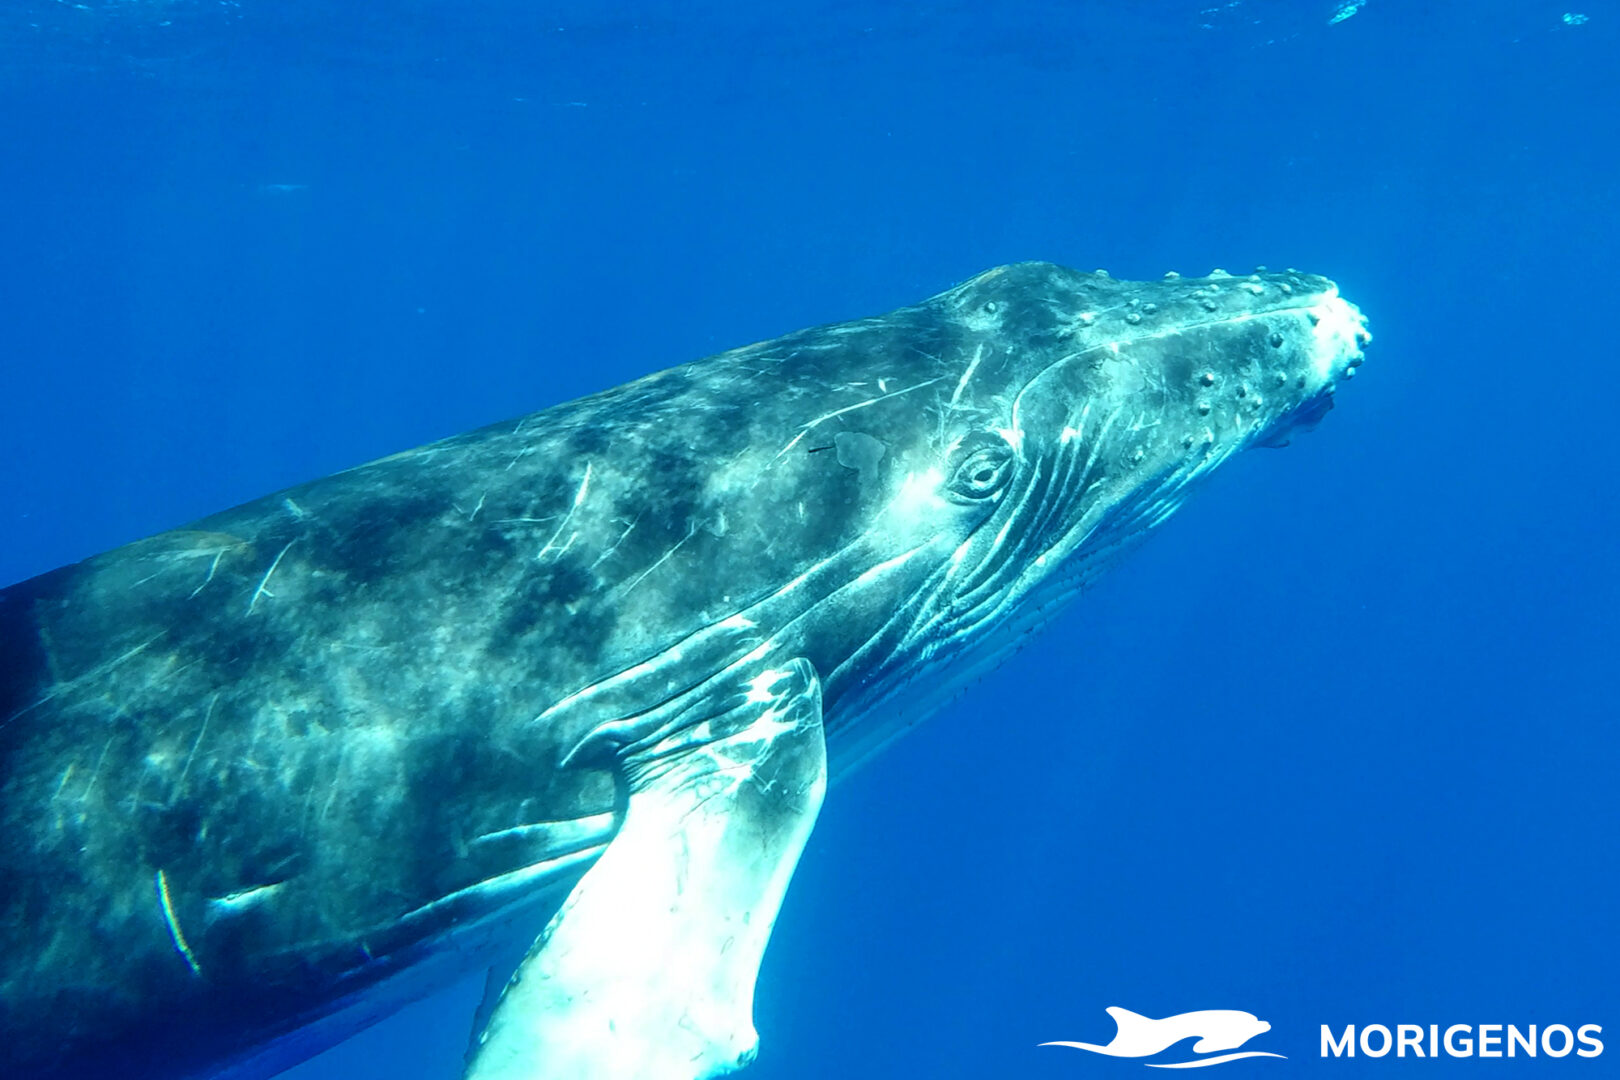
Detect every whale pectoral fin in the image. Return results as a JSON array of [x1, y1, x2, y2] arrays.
[[465, 657, 826, 1080]]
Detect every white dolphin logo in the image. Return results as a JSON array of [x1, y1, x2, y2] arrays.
[[1041, 1006, 1287, 1069]]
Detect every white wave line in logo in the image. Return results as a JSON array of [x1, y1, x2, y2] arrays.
[[1145, 1050, 1288, 1068]]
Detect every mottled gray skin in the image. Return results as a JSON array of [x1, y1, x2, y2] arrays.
[[0, 262, 1367, 1079]]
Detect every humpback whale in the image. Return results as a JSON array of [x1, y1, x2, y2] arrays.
[[0, 262, 1370, 1080]]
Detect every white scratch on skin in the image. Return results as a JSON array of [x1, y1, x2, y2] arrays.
[[464, 493, 487, 522], [283, 498, 308, 521], [774, 376, 948, 460], [538, 463, 592, 560], [330, 641, 392, 653], [3, 634, 164, 729], [174, 694, 216, 795], [948, 344, 985, 408], [320, 747, 348, 821], [590, 515, 641, 569], [773, 429, 809, 461], [208, 882, 283, 916], [156, 869, 202, 976], [572, 463, 592, 507], [51, 763, 76, 801], [614, 524, 696, 598], [188, 549, 225, 599], [79, 735, 115, 803], [247, 542, 295, 614]]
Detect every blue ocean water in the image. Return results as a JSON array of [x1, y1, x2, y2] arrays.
[[1, 1, 1614, 1077]]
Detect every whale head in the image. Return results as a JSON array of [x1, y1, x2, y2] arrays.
[[1190, 1009, 1273, 1052], [798, 261, 1370, 767]]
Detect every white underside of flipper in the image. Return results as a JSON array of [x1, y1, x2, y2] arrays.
[[464, 658, 826, 1080]]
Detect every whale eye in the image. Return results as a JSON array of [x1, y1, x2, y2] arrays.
[[945, 438, 1016, 503]]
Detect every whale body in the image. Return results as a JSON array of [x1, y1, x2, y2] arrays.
[[0, 262, 1368, 1079]]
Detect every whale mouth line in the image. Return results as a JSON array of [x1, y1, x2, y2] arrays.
[[1256, 390, 1335, 448]]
